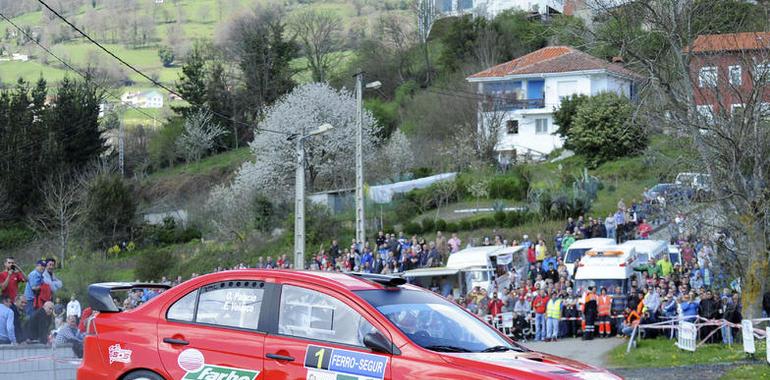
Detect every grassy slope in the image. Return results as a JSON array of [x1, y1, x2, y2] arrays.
[[145, 147, 252, 181]]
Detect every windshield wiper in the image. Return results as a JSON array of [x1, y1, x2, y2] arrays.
[[424, 345, 472, 353], [481, 345, 520, 353]]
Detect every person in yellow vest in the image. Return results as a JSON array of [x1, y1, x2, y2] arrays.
[[546, 290, 562, 342], [597, 288, 612, 337]]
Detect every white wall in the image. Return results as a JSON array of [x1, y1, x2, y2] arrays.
[[483, 72, 634, 158], [477, 0, 564, 16]]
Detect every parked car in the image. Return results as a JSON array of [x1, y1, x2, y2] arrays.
[[643, 183, 692, 207], [78, 271, 621, 380], [674, 172, 712, 200]]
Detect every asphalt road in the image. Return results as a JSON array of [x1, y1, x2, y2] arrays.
[[523, 337, 625, 368]]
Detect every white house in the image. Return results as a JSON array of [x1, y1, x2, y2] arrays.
[[428, 0, 568, 17], [120, 90, 164, 109], [467, 46, 639, 160]]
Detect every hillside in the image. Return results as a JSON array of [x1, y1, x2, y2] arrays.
[[0, 0, 411, 125]]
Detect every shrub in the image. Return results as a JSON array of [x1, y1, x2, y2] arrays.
[[135, 248, 174, 281], [446, 222, 459, 232], [435, 219, 447, 232], [0, 225, 35, 249], [420, 218, 435, 232], [489, 175, 527, 200], [494, 211, 506, 225], [458, 219, 471, 231], [403, 222, 422, 236], [412, 167, 433, 179]]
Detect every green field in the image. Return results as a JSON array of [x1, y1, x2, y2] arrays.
[[608, 337, 766, 369]]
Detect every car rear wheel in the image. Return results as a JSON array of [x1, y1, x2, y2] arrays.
[[123, 370, 165, 380]]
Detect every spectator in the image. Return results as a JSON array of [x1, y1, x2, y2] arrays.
[[56, 315, 85, 358], [563, 291, 579, 337], [11, 296, 25, 343], [25, 300, 54, 343], [561, 232, 576, 255], [532, 289, 549, 341], [545, 291, 562, 342], [23, 260, 46, 315], [0, 295, 16, 345], [637, 219, 653, 239], [53, 297, 65, 328], [698, 290, 720, 343], [620, 307, 640, 337], [604, 213, 616, 241], [722, 292, 741, 345], [43, 258, 63, 294], [656, 255, 673, 278], [582, 287, 598, 340], [679, 293, 698, 322], [535, 240, 547, 264], [78, 307, 93, 333], [488, 292, 504, 319], [0, 256, 26, 301]]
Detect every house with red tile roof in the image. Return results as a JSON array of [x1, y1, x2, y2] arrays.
[[687, 32, 770, 121], [466, 45, 640, 160]]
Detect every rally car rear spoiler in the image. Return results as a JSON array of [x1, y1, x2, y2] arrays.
[[88, 282, 172, 313]]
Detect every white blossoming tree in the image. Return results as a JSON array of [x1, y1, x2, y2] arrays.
[[176, 109, 229, 163], [205, 83, 379, 239]]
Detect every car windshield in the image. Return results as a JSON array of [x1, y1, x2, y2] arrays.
[[355, 289, 523, 353], [575, 279, 625, 293], [565, 248, 591, 264], [466, 270, 490, 282]]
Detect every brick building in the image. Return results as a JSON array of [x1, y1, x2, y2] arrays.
[[688, 32, 770, 120]]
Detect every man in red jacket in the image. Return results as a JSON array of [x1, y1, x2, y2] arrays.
[[488, 292, 504, 319], [533, 289, 549, 341]]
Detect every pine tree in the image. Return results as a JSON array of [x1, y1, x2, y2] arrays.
[[173, 44, 207, 118], [48, 77, 106, 171]]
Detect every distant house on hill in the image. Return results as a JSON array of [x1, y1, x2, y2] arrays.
[[120, 90, 164, 109], [686, 32, 770, 121], [467, 45, 640, 161]]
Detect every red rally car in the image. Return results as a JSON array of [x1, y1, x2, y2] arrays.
[[78, 270, 621, 380]]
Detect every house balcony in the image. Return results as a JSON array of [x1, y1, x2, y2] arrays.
[[482, 97, 545, 112]]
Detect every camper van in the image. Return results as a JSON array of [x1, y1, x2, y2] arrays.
[[402, 245, 527, 297], [562, 238, 616, 277], [574, 245, 638, 294], [620, 239, 668, 264]]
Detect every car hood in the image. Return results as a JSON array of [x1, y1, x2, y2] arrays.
[[440, 350, 621, 380]]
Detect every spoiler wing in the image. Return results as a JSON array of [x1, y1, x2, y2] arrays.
[[88, 282, 172, 313]]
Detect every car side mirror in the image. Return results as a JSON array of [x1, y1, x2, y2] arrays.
[[364, 332, 398, 355]]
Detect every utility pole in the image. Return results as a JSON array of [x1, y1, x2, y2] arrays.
[[354, 71, 365, 250], [118, 120, 125, 177], [294, 135, 305, 270], [293, 124, 334, 270]]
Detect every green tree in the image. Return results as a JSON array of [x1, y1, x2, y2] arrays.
[[567, 92, 646, 167], [83, 173, 137, 248], [48, 77, 106, 171], [553, 94, 589, 147], [172, 44, 207, 117], [205, 61, 236, 148], [158, 45, 175, 67], [229, 7, 298, 120]]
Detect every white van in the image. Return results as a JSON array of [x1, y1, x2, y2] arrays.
[[574, 245, 638, 293], [562, 238, 616, 277], [620, 240, 668, 264], [402, 245, 527, 297]]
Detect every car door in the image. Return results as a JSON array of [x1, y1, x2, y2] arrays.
[[156, 280, 274, 380], [262, 283, 393, 380]]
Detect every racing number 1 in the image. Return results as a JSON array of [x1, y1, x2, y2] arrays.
[[314, 348, 325, 369], [304, 345, 331, 370]]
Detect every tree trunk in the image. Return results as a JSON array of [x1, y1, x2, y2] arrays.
[[741, 217, 769, 319]]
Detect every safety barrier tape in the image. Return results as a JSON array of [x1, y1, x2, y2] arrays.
[[0, 354, 79, 365]]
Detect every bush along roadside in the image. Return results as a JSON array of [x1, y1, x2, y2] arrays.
[[404, 210, 538, 235]]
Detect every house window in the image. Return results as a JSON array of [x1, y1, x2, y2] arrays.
[[698, 67, 717, 88], [535, 118, 549, 134], [697, 105, 714, 123], [754, 63, 770, 81], [728, 65, 742, 86], [506, 120, 519, 134]]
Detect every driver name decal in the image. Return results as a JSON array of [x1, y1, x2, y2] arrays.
[[304, 345, 387, 380]]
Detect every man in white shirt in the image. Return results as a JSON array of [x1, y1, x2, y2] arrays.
[[66, 294, 81, 324]]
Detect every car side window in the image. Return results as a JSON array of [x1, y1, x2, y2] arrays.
[[278, 285, 377, 347], [195, 281, 265, 330], [167, 290, 197, 322]]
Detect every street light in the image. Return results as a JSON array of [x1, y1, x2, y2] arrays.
[[294, 123, 335, 270], [355, 72, 381, 251]]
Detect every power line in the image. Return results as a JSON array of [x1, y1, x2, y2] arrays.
[[35, 0, 289, 136]]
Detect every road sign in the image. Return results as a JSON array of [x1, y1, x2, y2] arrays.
[[676, 321, 696, 352], [742, 320, 755, 354]]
